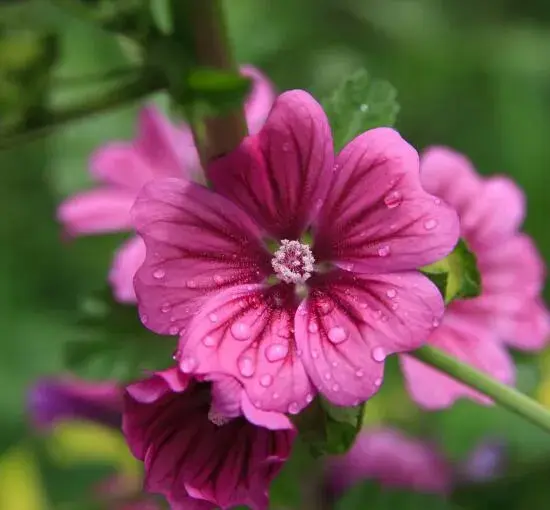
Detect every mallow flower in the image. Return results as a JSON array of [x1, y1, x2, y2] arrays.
[[326, 427, 452, 497], [132, 90, 459, 415], [401, 148, 550, 408], [58, 66, 274, 303], [123, 368, 295, 510]]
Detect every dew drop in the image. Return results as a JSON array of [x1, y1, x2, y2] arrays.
[[172, 348, 180, 361], [306, 393, 314, 403], [359, 103, 369, 112], [186, 280, 197, 289], [311, 349, 319, 359], [355, 369, 364, 378], [265, 343, 288, 362], [377, 245, 391, 257], [384, 190, 403, 209], [180, 356, 197, 373], [169, 326, 180, 335], [308, 322, 319, 334], [391, 303, 399, 310], [332, 361, 339, 368], [424, 219, 438, 230], [231, 322, 251, 340], [140, 313, 148, 325], [432, 317, 441, 328], [324, 372, 332, 380], [208, 313, 219, 323], [282, 142, 291, 152], [238, 356, 255, 378], [374, 377, 383, 387], [273, 392, 280, 400], [203, 335, 217, 347], [161, 303, 171, 313], [152, 268, 165, 280], [372, 346, 386, 362], [328, 326, 348, 344], [386, 288, 397, 299], [434, 198, 442, 205], [332, 384, 340, 392], [260, 374, 273, 387], [288, 402, 300, 414]]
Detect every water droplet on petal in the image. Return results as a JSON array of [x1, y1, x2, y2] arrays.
[[288, 402, 300, 414], [282, 142, 291, 152], [209, 313, 219, 323], [203, 335, 217, 347], [434, 198, 442, 205], [424, 219, 438, 230], [324, 372, 332, 380], [332, 384, 340, 392], [260, 374, 273, 387], [306, 393, 314, 403], [265, 343, 288, 362], [372, 347, 386, 362], [273, 392, 280, 400], [377, 245, 391, 257], [384, 190, 403, 209], [332, 361, 339, 368], [386, 288, 397, 299], [231, 322, 251, 340], [355, 369, 364, 378], [391, 303, 399, 310], [140, 313, 148, 324], [328, 326, 348, 344], [161, 303, 171, 313], [311, 349, 319, 359], [153, 269, 165, 279], [432, 317, 441, 328], [238, 356, 255, 377], [186, 280, 197, 289], [374, 377, 383, 387], [180, 356, 197, 373], [308, 322, 319, 334], [169, 326, 180, 335]]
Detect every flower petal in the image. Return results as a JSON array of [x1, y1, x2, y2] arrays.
[[314, 129, 459, 272], [241, 65, 276, 134], [400, 312, 515, 409], [132, 179, 270, 336], [58, 188, 135, 236], [207, 90, 334, 239], [295, 270, 443, 406], [179, 284, 314, 415], [109, 236, 145, 303]]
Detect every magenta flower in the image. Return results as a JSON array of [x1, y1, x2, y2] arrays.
[[122, 368, 295, 510], [58, 66, 275, 303], [132, 90, 459, 415], [28, 377, 122, 430], [326, 428, 452, 496], [401, 147, 550, 408]]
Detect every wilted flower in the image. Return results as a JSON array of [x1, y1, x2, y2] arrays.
[[28, 377, 122, 429], [123, 368, 295, 510], [326, 428, 452, 496], [132, 89, 459, 415], [401, 148, 550, 408], [58, 66, 275, 303]]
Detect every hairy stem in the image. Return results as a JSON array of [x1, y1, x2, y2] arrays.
[[182, 0, 247, 166], [412, 345, 550, 433]]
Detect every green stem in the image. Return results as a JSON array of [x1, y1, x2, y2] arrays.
[[179, 0, 247, 166], [0, 74, 163, 151], [412, 345, 550, 433]]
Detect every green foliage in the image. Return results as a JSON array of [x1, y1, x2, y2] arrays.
[[295, 397, 363, 457], [421, 239, 482, 304], [65, 288, 176, 383], [337, 482, 455, 510], [322, 69, 400, 151]]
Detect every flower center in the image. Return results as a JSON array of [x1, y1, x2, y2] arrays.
[[271, 239, 315, 284], [208, 406, 232, 427]]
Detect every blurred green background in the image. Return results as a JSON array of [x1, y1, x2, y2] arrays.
[[2, 0, 550, 509]]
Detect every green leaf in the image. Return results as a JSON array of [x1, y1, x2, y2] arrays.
[[64, 288, 176, 383], [421, 239, 481, 303], [294, 397, 363, 457], [322, 69, 400, 151], [337, 481, 455, 510]]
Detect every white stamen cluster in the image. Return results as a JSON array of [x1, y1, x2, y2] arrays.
[[271, 239, 315, 284], [208, 406, 232, 427]]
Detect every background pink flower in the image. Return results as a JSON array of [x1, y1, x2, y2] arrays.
[[123, 368, 294, 510], [401, 147, 550, 409], [132, 90, 459, 415], [58, 67, 275, 303], [326, 427, 452, 496]]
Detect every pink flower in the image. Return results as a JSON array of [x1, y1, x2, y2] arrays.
[[401, 147, 550, 408], [326, 428, 452, 496], [28, 377, 122, 429], [132, 90, 459, 415], [122, 368, 295, 510], [58, 67, 275, 303]]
